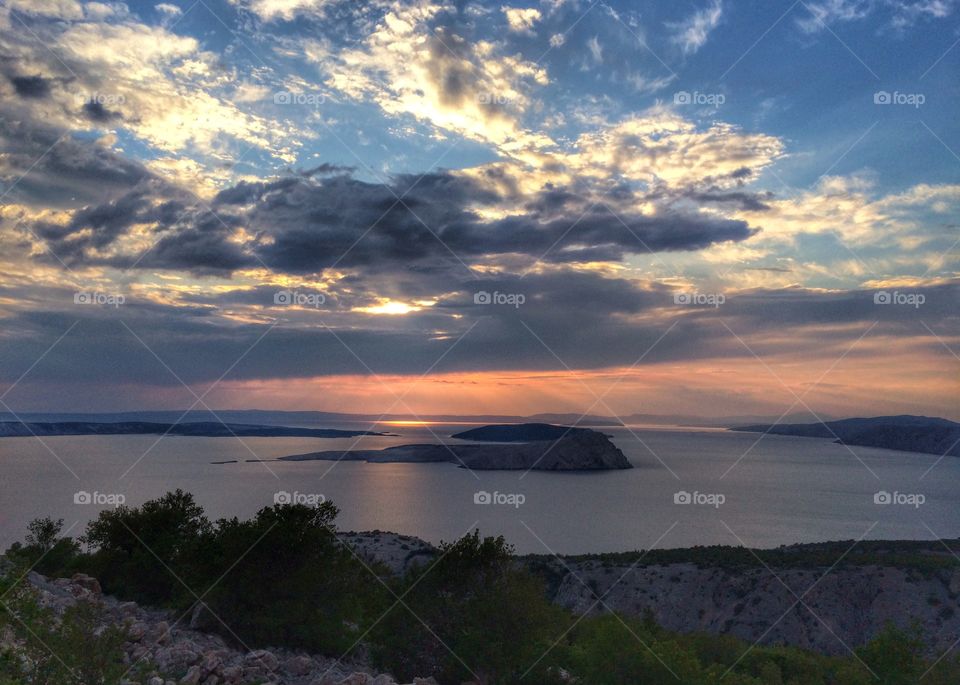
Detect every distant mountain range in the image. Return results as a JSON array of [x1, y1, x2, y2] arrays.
[[0, 421, 382, 439], [0, 409, 844, 429], [730, 415, 960, 457]]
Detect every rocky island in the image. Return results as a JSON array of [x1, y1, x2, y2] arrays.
[[279, 424, 633, 470], [730, 415, 960, 457]]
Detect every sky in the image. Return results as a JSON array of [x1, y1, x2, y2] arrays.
[[0, 0, 957, 420]]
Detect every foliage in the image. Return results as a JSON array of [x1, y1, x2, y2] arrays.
[[0, 573, 134, 685], [4, 518, 79, 577], [370, 530, 567, 684], [4, 493, 959, 684]]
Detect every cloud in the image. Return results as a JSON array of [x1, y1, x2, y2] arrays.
[[797, 0, 871, 32], [502, 6, 542, 33], [154, 3, 182, 17], [9, 74, 52, 98], [0, 9, 306, 170], [242, 0, 335, 21], [586, 35, 603, 64], [796, 0, 954, 32], [670, 0, 723, 54], [317, 2, 549, 152]]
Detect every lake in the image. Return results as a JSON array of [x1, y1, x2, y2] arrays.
[[1, 423, 956, 554]]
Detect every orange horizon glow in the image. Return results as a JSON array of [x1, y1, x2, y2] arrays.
[[72, 341, 954, 421]]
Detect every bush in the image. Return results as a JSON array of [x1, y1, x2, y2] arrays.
[[198, 501, 383, 653], [371, 530, 567, 684], [80, 489, 211, 605], [4, 518, 79, 577]]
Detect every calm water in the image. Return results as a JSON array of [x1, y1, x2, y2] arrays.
[[0, 424, 956, 554]]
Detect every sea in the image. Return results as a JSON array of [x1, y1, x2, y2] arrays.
[[1, 422, 956, 554]]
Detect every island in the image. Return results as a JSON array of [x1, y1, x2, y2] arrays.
[[0, 421, 386, 439], [279, 424, 633, 470], [730, 415, 960, 457], [451, 422, 593, 442]]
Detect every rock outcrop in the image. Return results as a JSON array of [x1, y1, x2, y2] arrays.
[[14, 571, 432, 685]]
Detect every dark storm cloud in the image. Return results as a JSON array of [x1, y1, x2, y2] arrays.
[[82, 100, 122, 122], [0, 119, 154, 209], [2, 279, 953, 388], [222, 173, 757, 275], [9, 74, 52, 98], [13, 126, 761, 277]]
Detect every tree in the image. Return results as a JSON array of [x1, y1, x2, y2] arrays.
[[372, 530, 567, 684]]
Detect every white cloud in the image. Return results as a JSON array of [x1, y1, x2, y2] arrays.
[[1, 0, 83, 20], [0, 13, 307, 171], [502, 6, 541, 33], [244, 0, 334, 21], [155, 3, 183, 17], [796, 0, 870, 33], [670, 0, 723, 54], [586, 35, 603, 64], [317, 2, 550, 151]]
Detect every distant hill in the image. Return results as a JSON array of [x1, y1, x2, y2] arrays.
[[730, 415, 960, 457], [451, 423, 593, 442], [0, 421, 383, 439]]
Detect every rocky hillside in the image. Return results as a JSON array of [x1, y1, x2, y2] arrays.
[[13, 570, 434, 685], [349, 532, 960, 656], [730, 415, 960, 457], [549, 559, 960, 655]]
